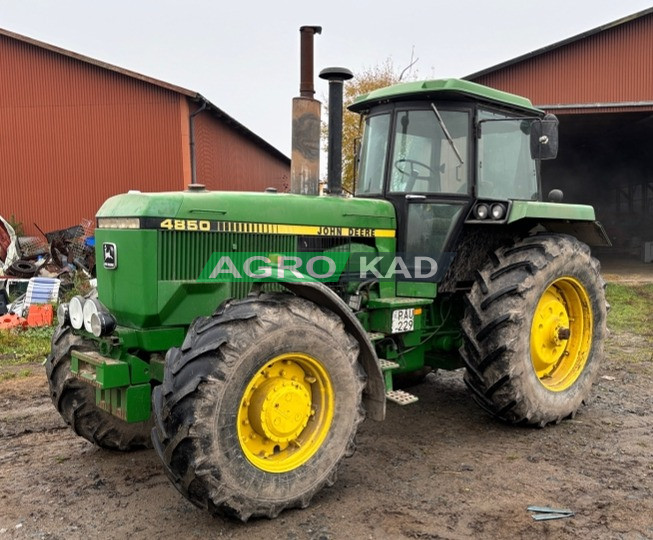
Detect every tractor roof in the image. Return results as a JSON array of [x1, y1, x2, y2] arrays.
[[349, 78, 542, 115]]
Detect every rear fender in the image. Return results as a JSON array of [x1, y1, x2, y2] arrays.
[[540, 220, 611, 247]]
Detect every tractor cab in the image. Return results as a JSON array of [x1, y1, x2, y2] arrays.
[[350, 79, 559, 261]]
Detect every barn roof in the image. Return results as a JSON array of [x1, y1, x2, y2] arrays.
[[466, 7, 653, 80]]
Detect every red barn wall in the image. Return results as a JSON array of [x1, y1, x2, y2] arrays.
[[0, 34, 187, 235], [0, 32, 291, 238], [194, 112, 289, 192]]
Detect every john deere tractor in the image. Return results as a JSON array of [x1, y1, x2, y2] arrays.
[[47, 77, 609, 520]]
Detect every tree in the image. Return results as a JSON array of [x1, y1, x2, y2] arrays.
[[322, 58, 416, 193]]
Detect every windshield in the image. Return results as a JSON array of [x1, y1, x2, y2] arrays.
[[389, 108, 469, 194], [477, 110, 538, 200]]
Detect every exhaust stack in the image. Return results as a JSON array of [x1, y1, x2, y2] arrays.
[[319, 67, 353, 196], [290, 26, 322, 195], [300, 26, 320, 98]]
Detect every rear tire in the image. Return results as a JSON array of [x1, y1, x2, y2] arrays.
[[460, 233, 607, 426], [45, 325, 153, 450], [151, 294, 365, 521]]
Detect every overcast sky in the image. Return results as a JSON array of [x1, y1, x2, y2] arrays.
[[2, 0, 652, 158]]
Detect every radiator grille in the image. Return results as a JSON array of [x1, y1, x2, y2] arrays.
[[158, 230, 296, 284]]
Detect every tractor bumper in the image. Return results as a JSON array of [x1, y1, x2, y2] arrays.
[[70, 349, 152, 423]]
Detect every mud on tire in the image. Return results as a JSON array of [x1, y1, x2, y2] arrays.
[[151, 294, 366, 521], [45, 325, 153, 450], [460, 233, 608, 427]]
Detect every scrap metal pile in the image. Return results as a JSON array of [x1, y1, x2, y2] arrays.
[[0, 216, 95, 329]]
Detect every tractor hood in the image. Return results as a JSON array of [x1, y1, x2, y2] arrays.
[[96, 190, 396, 232], [94, 191, 397, 330]]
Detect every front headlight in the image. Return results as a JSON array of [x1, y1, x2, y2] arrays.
[[96, 217, 140, 229], [90, 311, 117, 337], [57, 303, 70, 325], [69, 296, 85, 330], [83, 299, 102, 333]]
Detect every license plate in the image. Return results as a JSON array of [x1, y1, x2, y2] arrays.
[[391, 308, 414, 333]]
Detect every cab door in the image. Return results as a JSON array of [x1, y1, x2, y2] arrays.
[[384, 105, 472, 296]]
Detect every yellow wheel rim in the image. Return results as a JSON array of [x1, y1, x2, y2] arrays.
[[530, 277, 593, 392], [237, 353, 334, 473]]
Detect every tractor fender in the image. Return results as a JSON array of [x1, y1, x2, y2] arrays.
[[282, 280, 386, 421], [539, 220, 612, 247]]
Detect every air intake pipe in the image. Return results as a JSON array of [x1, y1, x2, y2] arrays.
[[319, 67, 353, 196]]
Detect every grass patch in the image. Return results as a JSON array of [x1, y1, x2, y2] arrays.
[[606, 283, 653, 336], [0, 368, 34, 382], [0, 326, 55, 365]]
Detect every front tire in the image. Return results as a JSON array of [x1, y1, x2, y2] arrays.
[[151, 294, 365, 521], [45, 325, 153, 450], [460, 233, 607, 426]]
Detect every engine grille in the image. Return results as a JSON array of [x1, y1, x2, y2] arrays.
[[158, 230, 368, 299], [158, 230, 297, 282]]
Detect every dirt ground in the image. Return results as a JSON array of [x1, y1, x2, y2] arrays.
[[598, 254, 653, 284], [1, 281, 652, 538]]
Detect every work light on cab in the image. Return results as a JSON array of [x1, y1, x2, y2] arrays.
[[473, 203, 489, 220], [491, 203, 506, 220]]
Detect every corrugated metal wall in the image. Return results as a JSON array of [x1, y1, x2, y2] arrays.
[[0, 35, 186, 235], [194, 112, 289, 192], [0, 32, 290, 238], [470, 14, 653, 112]]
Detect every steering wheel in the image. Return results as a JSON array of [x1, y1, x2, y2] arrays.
[[395, 158, 440, 192], [394, 158, 437, 180]]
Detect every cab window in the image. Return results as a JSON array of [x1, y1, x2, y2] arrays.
[[356, 113, 390, 195], [389, 109, 469, 194], [477, 110, 538, 200]]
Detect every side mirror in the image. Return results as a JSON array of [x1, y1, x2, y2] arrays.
[[530, 114, 559, 160]]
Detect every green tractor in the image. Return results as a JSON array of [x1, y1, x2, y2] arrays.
[[47, 76, 609, 521]]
